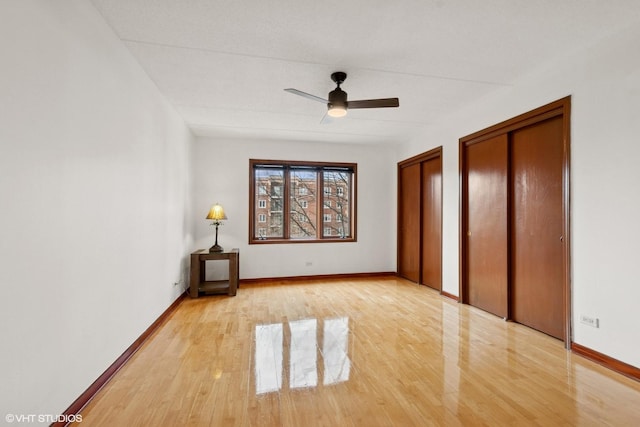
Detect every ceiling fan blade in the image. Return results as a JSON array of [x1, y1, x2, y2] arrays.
[[284, 88, 327, 104], [320, 111, 335, 125], [347, 98, 399, 109]]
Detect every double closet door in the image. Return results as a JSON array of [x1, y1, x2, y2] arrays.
[[398, 147, 442, 291], [461, 98, 570, 342]]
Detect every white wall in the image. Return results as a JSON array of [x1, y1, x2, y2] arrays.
[[192, 137, 397, 279], [398, 23, 640, 368], [0, 1, 194, 417]]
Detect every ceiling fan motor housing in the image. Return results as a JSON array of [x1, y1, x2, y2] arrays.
[[328, 87, 348, 108]]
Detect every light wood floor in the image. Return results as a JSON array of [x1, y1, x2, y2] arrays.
[[76, 277, 640, 426]]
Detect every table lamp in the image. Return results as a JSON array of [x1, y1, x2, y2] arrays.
[[206, 203, 227, 252]]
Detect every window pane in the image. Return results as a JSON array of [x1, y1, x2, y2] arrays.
[[323, 171, 351, 238], [290, 169, 317, 239], [255, 168, 284, 239]]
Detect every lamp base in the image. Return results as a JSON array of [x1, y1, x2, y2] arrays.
[[209, 244, 223, 253]]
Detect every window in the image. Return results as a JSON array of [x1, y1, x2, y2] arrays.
[[250, 159, 356, 243]]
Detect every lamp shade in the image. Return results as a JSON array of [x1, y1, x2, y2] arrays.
[[206, 203, 227, 221]]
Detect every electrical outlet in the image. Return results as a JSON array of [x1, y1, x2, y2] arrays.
[[580, 315, 599, 328], [305, 261, 313, 267]]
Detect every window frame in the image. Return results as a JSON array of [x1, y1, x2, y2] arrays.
[[249, 159, 357, 244]]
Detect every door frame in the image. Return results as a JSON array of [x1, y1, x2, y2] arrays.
[[397, 146, 443, 290], [459, 97, 572, 348]]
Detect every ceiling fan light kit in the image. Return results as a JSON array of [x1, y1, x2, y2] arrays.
[[285, 72, 399, 118], [327, 106, 347, 117]]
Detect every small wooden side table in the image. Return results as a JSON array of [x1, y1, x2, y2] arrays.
[[190, 248, 239, 297]]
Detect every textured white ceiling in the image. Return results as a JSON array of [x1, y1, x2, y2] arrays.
[[90, 0, 640, 145]]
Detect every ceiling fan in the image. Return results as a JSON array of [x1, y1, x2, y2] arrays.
[[284, 71, 399, 118]]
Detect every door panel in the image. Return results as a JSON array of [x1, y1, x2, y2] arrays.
[[421, 157, 442, 290], [398, 163, 421, 282], [511, 116, 564, 339], [466, 135, 509, 318]]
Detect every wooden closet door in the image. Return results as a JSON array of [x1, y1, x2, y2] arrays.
[[421, 156, 442, 290], [511, 116, 564, 339], [465, 134, 509, 318], [398, 163, 421, 282]]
